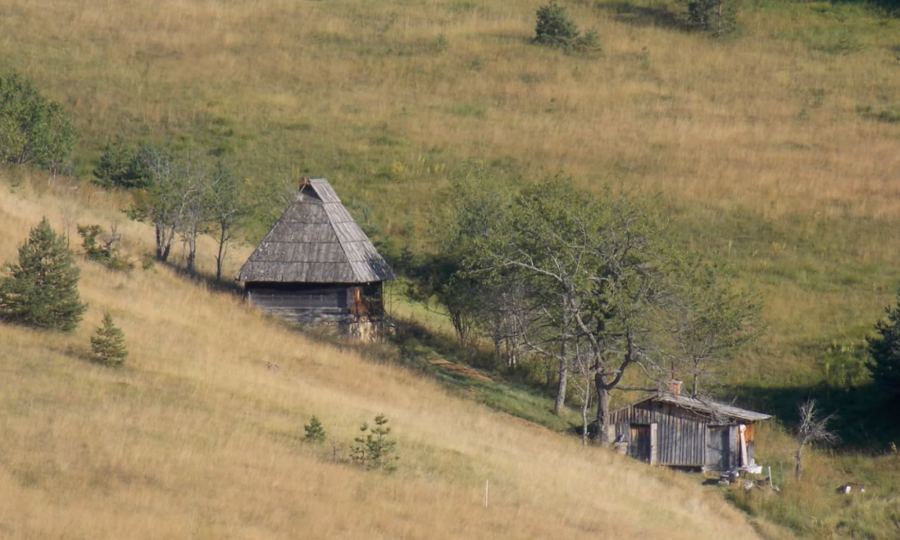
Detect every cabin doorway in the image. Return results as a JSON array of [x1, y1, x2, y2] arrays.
[[629, 425, 652, 463], [706, 426, 731, 470]]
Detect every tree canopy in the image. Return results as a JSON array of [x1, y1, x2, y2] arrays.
[[425, 177, 760, 444], [0, 71, 75, 173], [867, 284, 900, 408]]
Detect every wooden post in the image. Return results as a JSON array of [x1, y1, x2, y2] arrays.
[[649, 423, 658, 466], [483, 480, 489, 508]]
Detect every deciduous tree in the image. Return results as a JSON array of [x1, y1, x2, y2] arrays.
[[667, 257, 762, 397], [794, 399, 838, 481], [128, 145, 187, 262], [205, 158, 246, 281], [0, 71, 75, 174]]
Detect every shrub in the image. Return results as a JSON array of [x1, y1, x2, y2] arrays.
[[0, 71, 75, 173], [678, 0, 738, 37], [868, 284, 900, 409], [534, 1, 579, 47], [533, 1, 601, 52], [94, 135, 149, 189], [303, 415, 327, 443], [91, 312, 128, 367], [77, 223, 134, 274], [350, 414, 398, 472], [0, 217, 87, 331]]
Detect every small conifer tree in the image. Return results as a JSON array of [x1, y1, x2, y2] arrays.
[[303, 415, 327, 443], [91, 312, 128, 367], [0, 217, 87, 331], [678, 0, 738, 37], [351, 414, 398, 472], [532, 1, 601, 52], [534, 0, 579, 48], [868, 284, 900, 408]]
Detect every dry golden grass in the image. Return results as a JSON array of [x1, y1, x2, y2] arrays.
[[2, 0, 899, 222], [0, 172, 774, 539], [1, 1, 899, 535]]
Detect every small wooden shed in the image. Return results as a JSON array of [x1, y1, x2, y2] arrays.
[[610, 384, 771, 471], [237, 178, 394, 337]]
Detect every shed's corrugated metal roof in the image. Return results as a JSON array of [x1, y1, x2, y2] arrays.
[[237, 178, 395, 283], [616, 392, 772, 423]]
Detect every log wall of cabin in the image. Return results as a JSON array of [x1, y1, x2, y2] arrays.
[[245, 282, 384, 323], [611, 401, 742, 469]]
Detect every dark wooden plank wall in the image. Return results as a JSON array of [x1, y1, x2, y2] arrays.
[[612, 401, 740, 468], [247, 283, 350, 322], [246, 282, 385, 323]]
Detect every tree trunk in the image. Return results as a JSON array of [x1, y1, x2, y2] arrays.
[[554, 357, 568, 415], [595, 384, 612, 447], [155, 223, 173, 262], [215, 225, 227, 281], [692, 373, 699, 397], [794, 443, 804, 481], [185, 237, 196, 273], [554, 304, 569, 415], [580, 378, 591, 446]]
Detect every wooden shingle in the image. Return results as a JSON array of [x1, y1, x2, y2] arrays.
[[237, 178, 395, 284]]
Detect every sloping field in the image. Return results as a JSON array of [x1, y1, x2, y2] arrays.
[[0, 175, 770, 539]]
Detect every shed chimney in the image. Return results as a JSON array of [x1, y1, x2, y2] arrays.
[[298, 177, 309, 191], [667, 379, 683, 395]]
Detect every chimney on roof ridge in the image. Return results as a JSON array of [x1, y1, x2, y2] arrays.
[[667, 379, 683, 395], [298, 177, 309, 191]]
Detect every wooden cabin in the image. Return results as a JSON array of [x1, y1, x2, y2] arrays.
[[237, 178, 394, 337], [610, 383, 771, 471]]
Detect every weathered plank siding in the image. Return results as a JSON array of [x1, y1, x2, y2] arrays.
[[246, 282, 383, 323], [609, 395, 771, 470], [612, 401, 716, 467]]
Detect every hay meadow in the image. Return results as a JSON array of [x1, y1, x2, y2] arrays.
[[2, 0, 900, 537]]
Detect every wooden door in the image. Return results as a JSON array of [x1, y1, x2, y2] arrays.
[[629, 425, 651, 463], [706, 426, 731, 470]]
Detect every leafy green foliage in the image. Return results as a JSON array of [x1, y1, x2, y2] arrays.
[[93, 135, 149, 189], [303, 415, 327, 444], [77, 224, 134, 274], [350, 414, 398, 472], [205, 157, 247, 281], [534, 1, 578, 47], [0, 218, 87, 331], [429, 178, 760, 441], [78, 224, 107, 261], [126, 144, 188, 262], [668, 256, 763, 396], [533, 1, 601, 52], [0, 71, 75, 173], [678, 0, 738, 37], [91, 312, 128, 367], [867, 285, 900, 408]]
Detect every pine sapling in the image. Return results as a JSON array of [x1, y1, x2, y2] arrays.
[[351, 413, 398, 472], [303, 415, 327, 444], [91, 312, 128, 367]]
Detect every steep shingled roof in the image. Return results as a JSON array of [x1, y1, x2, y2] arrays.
[[237, 178, 395, 283]]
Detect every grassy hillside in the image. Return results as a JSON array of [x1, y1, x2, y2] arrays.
[[0, 173, 773, 539], [2, 0, 900, 536], [1, 0, 898, 385]]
